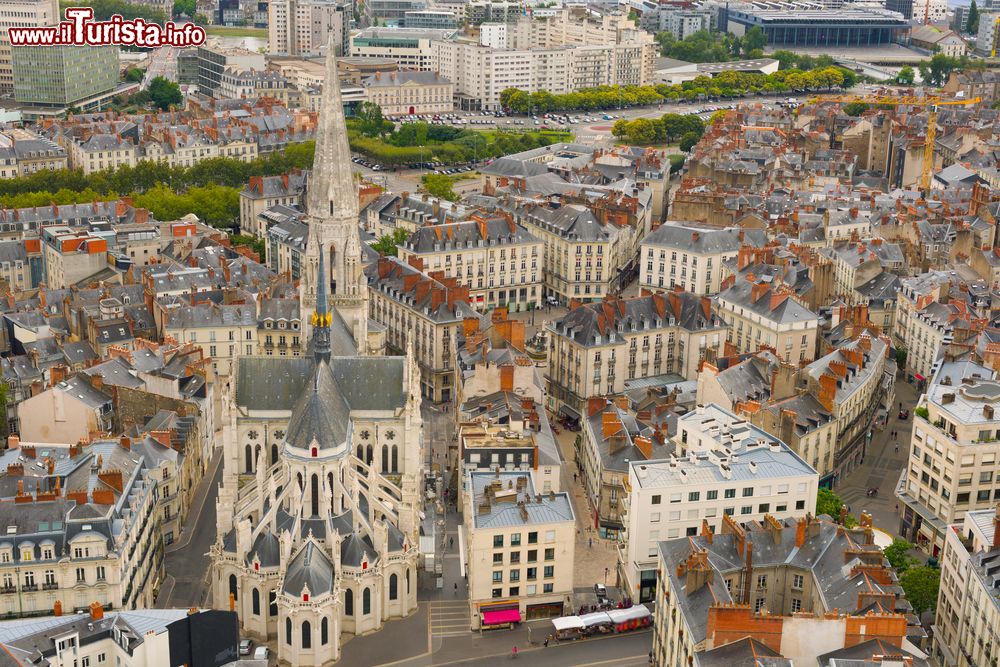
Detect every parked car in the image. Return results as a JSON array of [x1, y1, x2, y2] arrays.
[[238, 639, 253, 656]]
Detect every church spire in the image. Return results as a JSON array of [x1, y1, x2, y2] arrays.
[[312, 245, 332, 363], [305, 38, 357, 223]]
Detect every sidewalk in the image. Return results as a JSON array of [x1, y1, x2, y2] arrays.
[[836, 378, 919, 535]]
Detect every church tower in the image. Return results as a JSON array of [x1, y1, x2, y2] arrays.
[[300, 41, 367, 349]]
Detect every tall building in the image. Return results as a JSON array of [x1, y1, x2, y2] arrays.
[[269, 0, 351, 57], [977, 12, 1000, 55], [0, 0, 58, 91], [885, 0, 913, 19], [212, 48, 422, 666], [12, 45, 117, 108]]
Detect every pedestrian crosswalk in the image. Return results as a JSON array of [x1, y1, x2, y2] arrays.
[[430, 599, 470, 638]]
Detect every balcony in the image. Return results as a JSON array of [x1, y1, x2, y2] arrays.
[[21, 583, 37, 591], [42, 582, 58, 591]]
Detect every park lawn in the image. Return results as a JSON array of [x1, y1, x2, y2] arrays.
[[204, 25, 267, 37], [477, 129, 573, 142]]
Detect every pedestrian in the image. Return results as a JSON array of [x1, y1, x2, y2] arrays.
[[454, 583, 458, 595], [895, 444, 899, 453], [450, 537, 454, 549], [573, 473, 578, 483], [589, 537, 593, 549], [544, 638, 549, 648]]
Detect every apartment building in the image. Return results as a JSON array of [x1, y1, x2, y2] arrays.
[[160, 302, 258, 377], [640, 226, 767, 296], [256, 298, 303, 357], [239, 170, 308, 236], [0, 608, 239, 667], [546, 291, 727, 415], [396, 217, 543, 312], [0, 436, 162, 615], [366, 256, 483, 402], [897, 359, 1000, 556], [511, 202, 636, 305], [269, 0, 350, 57], [13, 45, 118, 109], [715, 276, 821, 365], [265, 208, 308, 279], [933, 506, 1000, 667], [64, 134, 137, 175], [579, 397, 669, 540], [0, 130, 67, 176], [0, 0, 59, 91], [464, 471, 575, 628], [40, 227, 109, 289], [0, 238, 39, 292], [823, 239, 904, 300], [620, 403, 818, 603], [652, 513, 922, 667], [362, 70, 454, 115]]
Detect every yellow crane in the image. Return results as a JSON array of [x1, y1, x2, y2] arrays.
[[808, 94, 982, 193]]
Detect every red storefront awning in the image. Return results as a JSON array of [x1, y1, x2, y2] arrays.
[[482, 609, 522, 625], [914, 374, 925, 381]]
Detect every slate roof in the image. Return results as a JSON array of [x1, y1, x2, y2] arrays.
[[718, 280, 819, 325], [696, 637, 791, 667], [284, 359, 351, 451], [403, 218, 538, 253], [282, 541, 334, 596], [643, 225, 767, 253], [470, 471, 574, 529]]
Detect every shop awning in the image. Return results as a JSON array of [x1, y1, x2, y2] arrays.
[[914, 374, 925, 381], [551, 616, 584, 632], [607, 606, 651, 624], [578, 612, 612, 628], [482, 609, 522, 625], [559, 405, 581, 420]]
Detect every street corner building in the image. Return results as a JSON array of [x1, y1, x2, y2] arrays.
[[210, 46, 422, 665]]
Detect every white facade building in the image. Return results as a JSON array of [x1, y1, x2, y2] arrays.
[[619, 403, 818, 603]]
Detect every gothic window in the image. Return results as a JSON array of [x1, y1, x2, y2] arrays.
[[360, 430, 370, 440], [245, 445, 253, 473], [285, 618, 292, 645], [255, 445, 261, 466], [271, 444, 278, 465], [406, 568, 410, 594], [345, 589, 353, 615], [301, 621, 311, 649], [381, 445, 389, 473], [366, 445, 373, 465], [247, 430, 259, 440], [229, 575, 238, 602], [363, 588, 371, 615], [321, 617, 329, 645], [269, 590, 277, 616], [391, 445, 398, 473], [389, 574, 398, 601], [356, 444, 363, 460], [311, 474, 320, 517], [252, 588, 260, 615]]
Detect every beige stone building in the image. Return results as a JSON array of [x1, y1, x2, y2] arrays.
[[17, 375, 112, 444], [640, 225, 767, 296], [933, 506, 1000, 667], [396, 217, 543, 312], [897, 360, 1000, 557], [546, 291, 727, 415], [463, 471, 575, 628], [41, 227, 109, 289], [362, 71, 453, 115], [64, 134, 137, 174], [240, 171, 309, 237], [160, 302, 259, 377], [715, 277, 820, 365], [366, 256, 482, 402]]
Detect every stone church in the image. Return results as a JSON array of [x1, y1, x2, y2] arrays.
[[211, 44, 422, 665]]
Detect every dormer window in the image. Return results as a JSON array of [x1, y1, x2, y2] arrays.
[[265, 321, 273, 329]]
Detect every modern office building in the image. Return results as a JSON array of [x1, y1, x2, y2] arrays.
[[885, 0, 913, 19], [12, 45, 117, 108], [269, 0, 350, 56], [351, 28, 456, 70], [719, 4, 910, 46], [0, 0, 59, 91], [195, 42, 266, 95], [363, 0, 425, 26], [404, 9, 458, 28]]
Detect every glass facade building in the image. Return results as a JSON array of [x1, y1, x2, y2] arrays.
[[12, 45, 117, 107], [722, 6, 909, 46]]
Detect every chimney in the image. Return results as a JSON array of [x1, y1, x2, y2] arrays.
[[89, 602, 104, 621], [119, 435, 131, 451], [796, 517, 807, 548]]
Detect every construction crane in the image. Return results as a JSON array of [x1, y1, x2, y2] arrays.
[[808, 94, 982, 193]]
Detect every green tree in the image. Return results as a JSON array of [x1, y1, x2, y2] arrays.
[[173, 0, 196, 16], [371, 227, 409, 256], [124, 67, 145, 83], [148, 76, 182, 110], [422, 173, 460, 202], [229, 234, 265, 260], [967, 0, 980, 34], [843, 101, 870, 116], [816, 488, 857, 526], [742, 26, 767, 57], [355, 101, 386, 137], [899, 566, 940, 615], [678, 131, 701, 152], [896, 66, 915, 85], [895, 347, 908, 368], [667, 154, 685, 173], [883, 539, 915, 571]]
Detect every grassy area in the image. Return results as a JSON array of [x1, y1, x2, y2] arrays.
[[204, 25, 267, 37]]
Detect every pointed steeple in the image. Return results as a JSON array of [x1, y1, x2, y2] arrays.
[[312, 245, 332, 362], [306, 38, 358, 223]]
